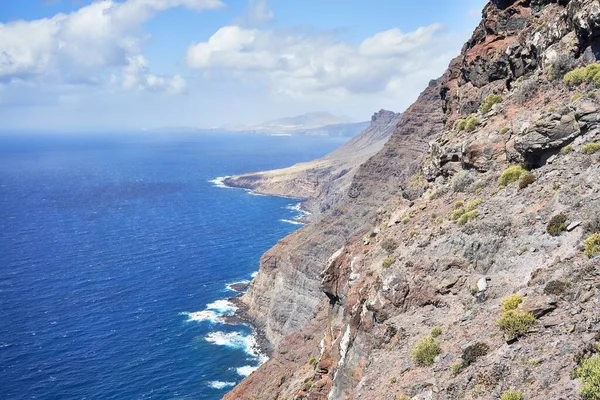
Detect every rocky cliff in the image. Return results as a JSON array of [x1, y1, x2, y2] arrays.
[[225, 109, 401, 214], [225, 1, 600, 399]]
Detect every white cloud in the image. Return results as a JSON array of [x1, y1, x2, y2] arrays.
[[186, 23, 463, 99], [241, 0, 274, 26], [0, 0, 223, 91]]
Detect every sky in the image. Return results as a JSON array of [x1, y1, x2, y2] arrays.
[[0, 0, 488, 132]]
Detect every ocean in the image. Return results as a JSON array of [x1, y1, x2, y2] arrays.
[[0, 132, 346, 399]]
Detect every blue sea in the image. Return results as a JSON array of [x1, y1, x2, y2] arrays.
[[0, 132, 346, 400]]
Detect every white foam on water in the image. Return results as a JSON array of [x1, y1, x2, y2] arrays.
[[251, 271, 258, 278], [236, 365, 259, 377], [206, 299, 238, 314], [181, 310, 224, 323], [208, 176, 233, 189], [280, 219, 305, 225], [205, 331, 258, 356], [184, 300, 237, 324], [207, 381, 236, 389]]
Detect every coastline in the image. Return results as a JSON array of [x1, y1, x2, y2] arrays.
[[208, 175, 314, 371]]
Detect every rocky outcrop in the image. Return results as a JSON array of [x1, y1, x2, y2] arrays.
[[225, 1, 600, 399]]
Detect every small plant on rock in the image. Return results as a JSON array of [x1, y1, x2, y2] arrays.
[[501, 294, 523, 312], [430, 327, 442, 338], [564, 63, 600, 88], [480, 94, 503, 113], [572, 92, 584, 102], [450, 198, 483, 225], [584, 233, 600, 258], [382, 257, 395, 268], [497, 310, 536, 339], [547, 214, 568, 237], [583, 143, 600, 154], [451, 361, 463, 375], [561, 144, 574, 154], [574, 353, 600, 399], [455, 114, 480, 132], [498, 165, 527, 187], [412, 335, 441, 366], [500, 390, 525, 400]]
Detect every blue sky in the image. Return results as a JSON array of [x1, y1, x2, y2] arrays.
[[0, 0, 487, 131]]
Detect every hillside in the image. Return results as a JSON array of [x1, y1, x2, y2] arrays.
[[225, 1, 600, 399], [225, 110, 401, 213]]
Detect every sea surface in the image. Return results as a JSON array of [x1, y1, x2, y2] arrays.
[[0, 132, 346, 399]]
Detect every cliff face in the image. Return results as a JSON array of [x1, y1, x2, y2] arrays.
[[226, 1, 600, 399], [225, 110, 401, 214]]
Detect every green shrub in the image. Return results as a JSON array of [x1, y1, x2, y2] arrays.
[[456, 114, 480, 132], [500, 127, 510, 135], [561, 144, 574, 154], [500, 391, 525, 400], [382, 257, 395, 268], [465, 115, 480, 131], [583, 143, 600, 154], [564, 63, 600, 88], [480, 94, 503, 113], [586, 64, 600, 80], [575, 354, 600, 399], [589, 91, 597, 99], [303, 380, 313, 391], [584, 233, 600, 258], [497, 310, 536, 339], [547, 214, 568, 236], [462, 342, 490, 367], [501, 294, 523, 312], [401, 215, 411, 224], [572, 92, 584, 102], [430, 327, 442, 338], [457, 210, 478, 225], [308, 357, 317, 366], [450, 198, 482, 225], [412, 335, 441, 366], [518, 172, 535, 189], [564, 67, 591, 87], [498, 165, 527, 187], [451, 361, 463, 375]]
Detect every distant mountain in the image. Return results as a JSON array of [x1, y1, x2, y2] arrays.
[[228, 112, 369, 137]]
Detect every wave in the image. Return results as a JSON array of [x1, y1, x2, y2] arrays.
[[183, 299, 238, 323], [280, 219, 305, 225], [251, 271, 258, 278], [208, 176, 233, 189], [207, 381, 236, 389], [236, 365, 260, 377]]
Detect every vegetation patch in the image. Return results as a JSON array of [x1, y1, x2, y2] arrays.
[[575, 353, 600, 399], [547, 214, 568, 237], [450, 198, 482, 225], [572, 92, 584, 102], [500, 391, 525, 400], [382, 257, 395, 268], [412, 335, 441, 366], [451, 361, 463, 375], [564, 63, 600, 88], [498, 165, 527, 187], [501, 294, 523, 312], [584, 233, 600, 258], [430, 327, 442, 338], [480, 94, 503, 113], [455, 114, 480, 132], [497, 310, 536, 339], [583, 143, 600, 154], [561, 144, 574, 154]]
